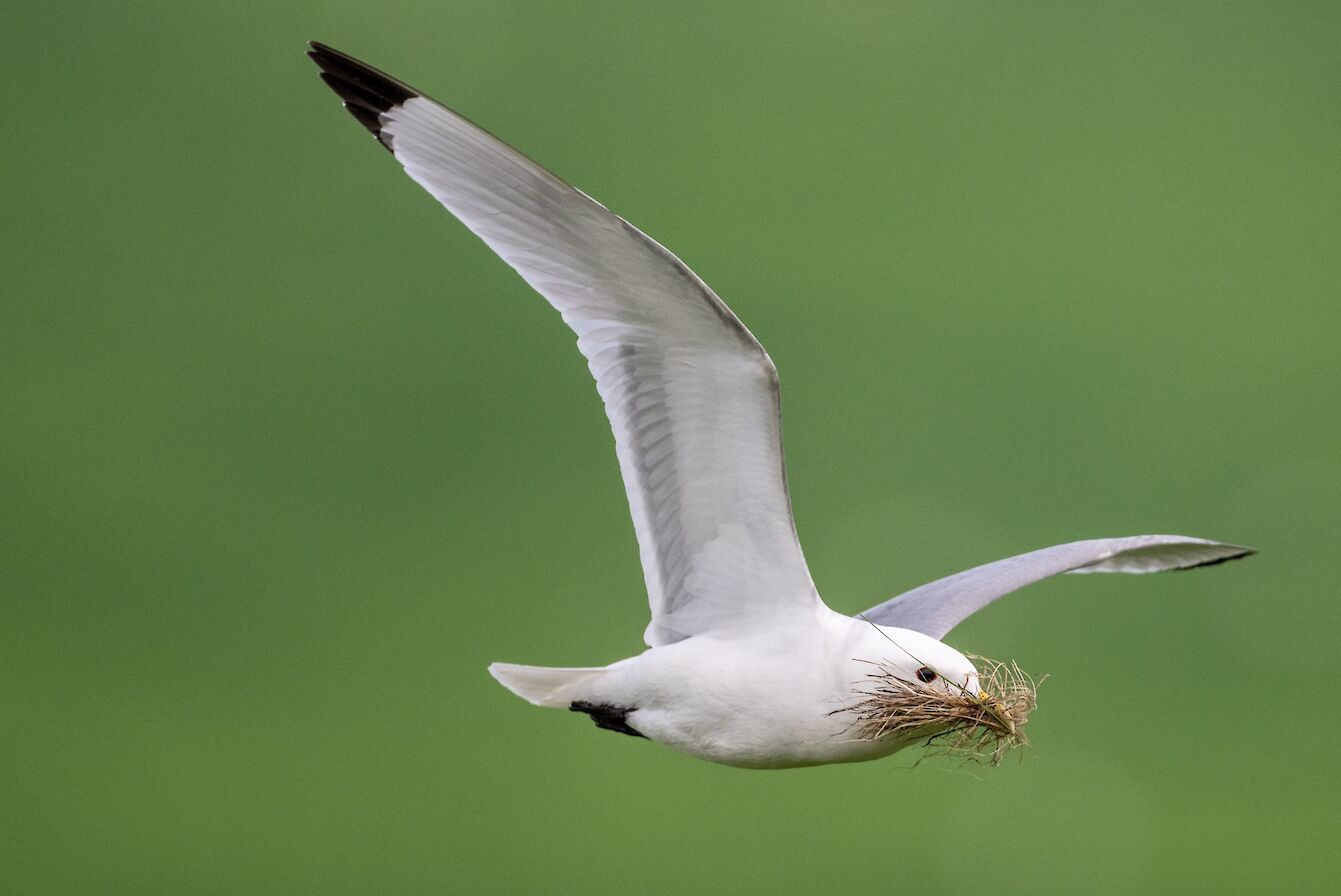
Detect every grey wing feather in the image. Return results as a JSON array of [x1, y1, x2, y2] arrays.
[[308, 44, 819, 647], [860, 535, 1255, 639]]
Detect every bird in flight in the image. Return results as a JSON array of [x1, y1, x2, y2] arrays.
[[308, 43, 1253, 769]]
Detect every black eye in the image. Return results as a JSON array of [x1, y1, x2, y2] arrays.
[[916, 666, 938, 683]]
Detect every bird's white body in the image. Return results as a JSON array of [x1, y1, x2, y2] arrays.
[[494, 612, 979, 768], [309, 43, 1254, 770]]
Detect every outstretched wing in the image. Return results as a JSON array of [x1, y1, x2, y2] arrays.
[[861, 535, 1254, 639], [308, 43, 818, 646]]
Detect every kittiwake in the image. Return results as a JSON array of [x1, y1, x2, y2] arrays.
[[307, 43, 1254, 769]]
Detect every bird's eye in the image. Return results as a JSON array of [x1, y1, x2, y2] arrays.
[[915, 666, 937, 683]]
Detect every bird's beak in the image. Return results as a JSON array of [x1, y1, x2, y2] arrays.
[[977, 690, 1016, 736]]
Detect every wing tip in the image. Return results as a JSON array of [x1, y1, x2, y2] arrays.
[[307, 40, 420, 151], [1173, 543, 1257, 571]]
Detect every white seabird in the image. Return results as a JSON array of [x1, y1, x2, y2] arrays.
[[308, 43, 1254, 769]]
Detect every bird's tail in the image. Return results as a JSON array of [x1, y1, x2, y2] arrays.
[[488, 662, 608, 707]]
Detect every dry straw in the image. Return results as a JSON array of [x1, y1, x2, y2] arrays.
[[838, 655, 1041, 765]]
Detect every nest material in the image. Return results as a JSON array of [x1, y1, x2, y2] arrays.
[[840, 655, 1041, 766]]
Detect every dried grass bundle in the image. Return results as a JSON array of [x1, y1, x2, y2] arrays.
[[839, 656, 1041, 765]]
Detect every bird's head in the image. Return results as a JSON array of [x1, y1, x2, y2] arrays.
[[842, 624, 1038, 763], [860, 625, 980, 695]]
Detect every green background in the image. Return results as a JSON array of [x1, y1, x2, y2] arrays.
[[5, 2, 1338, 893]]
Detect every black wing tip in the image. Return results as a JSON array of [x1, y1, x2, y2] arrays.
[[307, 41, 420, 151], [1175, 545, 1258, 571]]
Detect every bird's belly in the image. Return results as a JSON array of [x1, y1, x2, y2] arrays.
[[608, 641, 918, 769], [647, 714, 916, 769]]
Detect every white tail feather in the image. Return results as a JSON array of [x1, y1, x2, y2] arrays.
[[488, 662, 607, 707]]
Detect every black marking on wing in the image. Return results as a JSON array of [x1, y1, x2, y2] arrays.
[[308, 41, 419, 151], [1170, 547, 1257, 570], [570, 701, 648, 739]]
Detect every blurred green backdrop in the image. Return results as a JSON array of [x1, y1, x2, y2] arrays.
[[4, 1, 1339, 893]]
